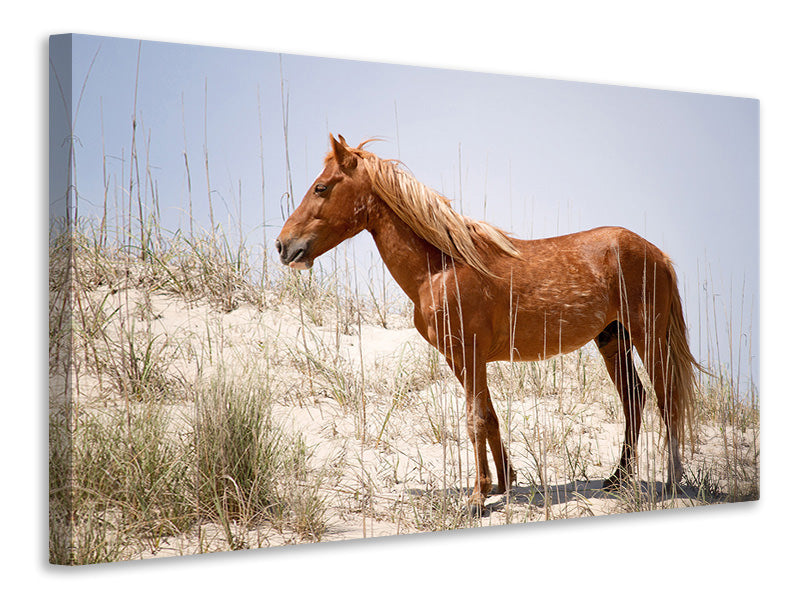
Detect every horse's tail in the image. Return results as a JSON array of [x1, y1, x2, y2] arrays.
[[664, 260, 703, 450]]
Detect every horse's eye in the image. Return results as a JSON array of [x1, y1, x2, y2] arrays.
[[314, 183, 328, 194]]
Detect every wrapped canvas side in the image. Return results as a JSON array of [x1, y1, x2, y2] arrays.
[[49, 33, 76, 565]]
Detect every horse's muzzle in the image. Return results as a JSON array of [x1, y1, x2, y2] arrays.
[[275, 237, 313, 270]]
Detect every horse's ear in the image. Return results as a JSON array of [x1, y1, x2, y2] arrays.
[[338, 134, 348, 146], [331, 134, 357, 171]]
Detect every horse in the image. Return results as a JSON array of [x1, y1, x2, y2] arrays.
[[276, 134, 700, 508]]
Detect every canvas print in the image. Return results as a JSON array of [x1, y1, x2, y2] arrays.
[[49, 34, 759, 565]]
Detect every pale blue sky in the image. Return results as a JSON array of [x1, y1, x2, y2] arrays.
[[53, 34, 759, 385]]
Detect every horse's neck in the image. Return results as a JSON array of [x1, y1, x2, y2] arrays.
[[366, 199, 442, 305]]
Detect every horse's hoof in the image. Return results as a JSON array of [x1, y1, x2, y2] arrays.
[[466, 501, 489, 518], [468, 492, 486, 505], [602, 478, 620, 491], [495, 483, 515, 496], [602, 472, 628, 491], [665, 477, 683, 495], [666, 466, 684, 491], [496, 469, 517, 495], [466, 493, 486, 517]]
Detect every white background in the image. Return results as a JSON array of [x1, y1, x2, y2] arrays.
[[3, 1, 796, 597]]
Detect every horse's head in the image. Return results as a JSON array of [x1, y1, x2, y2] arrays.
[[276, 134, 372, 270]]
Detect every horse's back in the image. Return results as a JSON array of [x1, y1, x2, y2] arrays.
[[509, 226, 669, 282], [513, 225, 650, 256]]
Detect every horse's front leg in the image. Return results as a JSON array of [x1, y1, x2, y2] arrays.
[[442, 350, 491, 508], [416, 298, 509, 509], [466, 361, 516, 499], [451, 352, 516, 509], [465, 382, 494, 505]]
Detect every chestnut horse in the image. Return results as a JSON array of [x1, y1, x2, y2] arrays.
[[277, 134, 700, 507]]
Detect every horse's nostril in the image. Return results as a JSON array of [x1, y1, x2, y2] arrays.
[[276, 238, 310, 266]]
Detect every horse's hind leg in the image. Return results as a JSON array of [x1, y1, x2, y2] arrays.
[[646, 339, 684, 488], [484, 398, 516, 494], [595, 321, 646, 488]]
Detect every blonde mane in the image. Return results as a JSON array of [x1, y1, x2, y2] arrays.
[[351, 148, 520, 277]]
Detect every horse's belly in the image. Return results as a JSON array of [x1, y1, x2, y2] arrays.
[[489, 304, 608, 362]]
